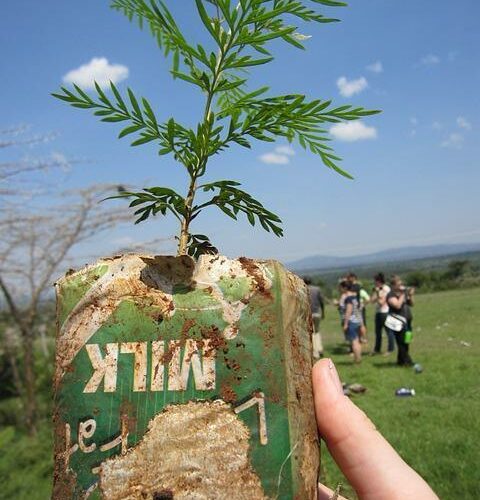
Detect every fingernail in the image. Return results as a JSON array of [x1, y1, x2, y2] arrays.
[[327, 359, 343, 394]]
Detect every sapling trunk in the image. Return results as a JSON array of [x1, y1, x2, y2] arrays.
[[177, 178, 197, 255]]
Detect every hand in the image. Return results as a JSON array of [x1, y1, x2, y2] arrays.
[[312, 359, 438, 500]]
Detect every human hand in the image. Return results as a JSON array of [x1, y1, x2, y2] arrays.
[[312, 359, 438, 500]]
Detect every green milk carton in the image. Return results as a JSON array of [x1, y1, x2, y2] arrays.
[[53, 254, 319, 499]]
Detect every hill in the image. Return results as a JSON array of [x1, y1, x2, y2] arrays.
[[287, 242, 480, 272]]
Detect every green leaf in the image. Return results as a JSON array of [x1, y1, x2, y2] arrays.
[[73, 84, 92, 102], [195, 0, 220, 44], [227, 56, 274, 69], [311, 0, 347, 6], [142, 97, 158, 126], [170, 71, 204, 88], [131, 135, 157, 146], [110, 81, 127, 110], [94, 81, 112, 106], [128, 88, 142, 117], [101, 115, 130, 122], [118, 124, 143, 138]]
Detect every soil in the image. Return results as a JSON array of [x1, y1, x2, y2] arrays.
[[99, 401, 266, 499]]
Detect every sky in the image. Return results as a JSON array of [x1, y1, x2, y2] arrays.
[[1, 0, 480, 263]]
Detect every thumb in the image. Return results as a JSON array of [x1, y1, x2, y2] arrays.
[[312, 359, 437, 500]]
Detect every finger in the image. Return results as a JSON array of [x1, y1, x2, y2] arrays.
[[318, 483, 349, 500], [312, 359, 438, 500]]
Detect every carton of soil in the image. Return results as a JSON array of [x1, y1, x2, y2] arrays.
[[53, 254, 319, 499]]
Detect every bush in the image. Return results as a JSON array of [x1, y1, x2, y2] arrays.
[[0, 425, 53, 499]]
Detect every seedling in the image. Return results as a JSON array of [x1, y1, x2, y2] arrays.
[[53, 0, 378, 257]]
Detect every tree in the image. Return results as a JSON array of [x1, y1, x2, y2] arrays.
[[0, 125, 66, 197], [53, 0, 379, 257], [0, 127, 133, 435], [445, 260, 471, 280]]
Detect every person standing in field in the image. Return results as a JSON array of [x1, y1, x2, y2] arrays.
[[335, 280, 348, 338], [342, 281, 363, 363], [371, 272, 395, 356], [304, 276, 325, 359], [346, 272, 370, 343], [386, 275, 415, 366]]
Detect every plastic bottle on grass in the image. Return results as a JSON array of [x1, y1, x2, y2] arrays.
[[395, 388, 416, 397]]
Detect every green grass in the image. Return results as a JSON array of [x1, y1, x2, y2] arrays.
[[0, 425, 53, 500], [319, 287, 480, 499], [0, 288, 478, 499]]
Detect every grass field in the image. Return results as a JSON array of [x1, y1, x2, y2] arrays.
[[0, 288, 479, 499], [319, 287, 480, 499]]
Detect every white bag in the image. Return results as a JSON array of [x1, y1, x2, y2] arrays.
[[385, 314, 406, 332]]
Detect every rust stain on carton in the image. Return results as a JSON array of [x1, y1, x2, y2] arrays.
[[238, 257, 272, 298], [52, 407, 76, 499], [99, 400, 266, 500], [55, 255, 178, 385]]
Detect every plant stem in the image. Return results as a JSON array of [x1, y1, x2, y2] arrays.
[[177, 174, 197, 255], [176, 3, 243, 256]]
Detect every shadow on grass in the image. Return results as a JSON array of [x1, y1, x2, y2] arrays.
[[326, 343, 351, 355], [334, 360, 359, 367], [371, 361, 399, 368]]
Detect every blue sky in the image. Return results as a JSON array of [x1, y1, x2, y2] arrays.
[[2, 0, 479, 262]]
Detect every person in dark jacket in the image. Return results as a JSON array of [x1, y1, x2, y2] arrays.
[[386, 275, 415, 366]]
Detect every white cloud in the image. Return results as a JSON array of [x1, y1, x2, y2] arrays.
[[441, 133, 464, 149], [457, 116, 471, 130], [336, 76, 368, 97], [274, 145, 295, 156], [259, 152, 290, 165], [259, 145, 295, 165], [419, 54, 440, 66], [63, 57, 129, 89], [366, 61, 383, 73], [432, 121, 442, 130], [330, 121, 377, 142]]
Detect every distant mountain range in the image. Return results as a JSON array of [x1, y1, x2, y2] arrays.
[[287, 242, 480, 272]]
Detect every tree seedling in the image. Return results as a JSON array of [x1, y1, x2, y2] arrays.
[[53, 0, 379, 257]]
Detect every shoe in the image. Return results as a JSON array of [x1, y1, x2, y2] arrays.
[[369, 351, 380, 356], [383, 351, 393, 357]]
